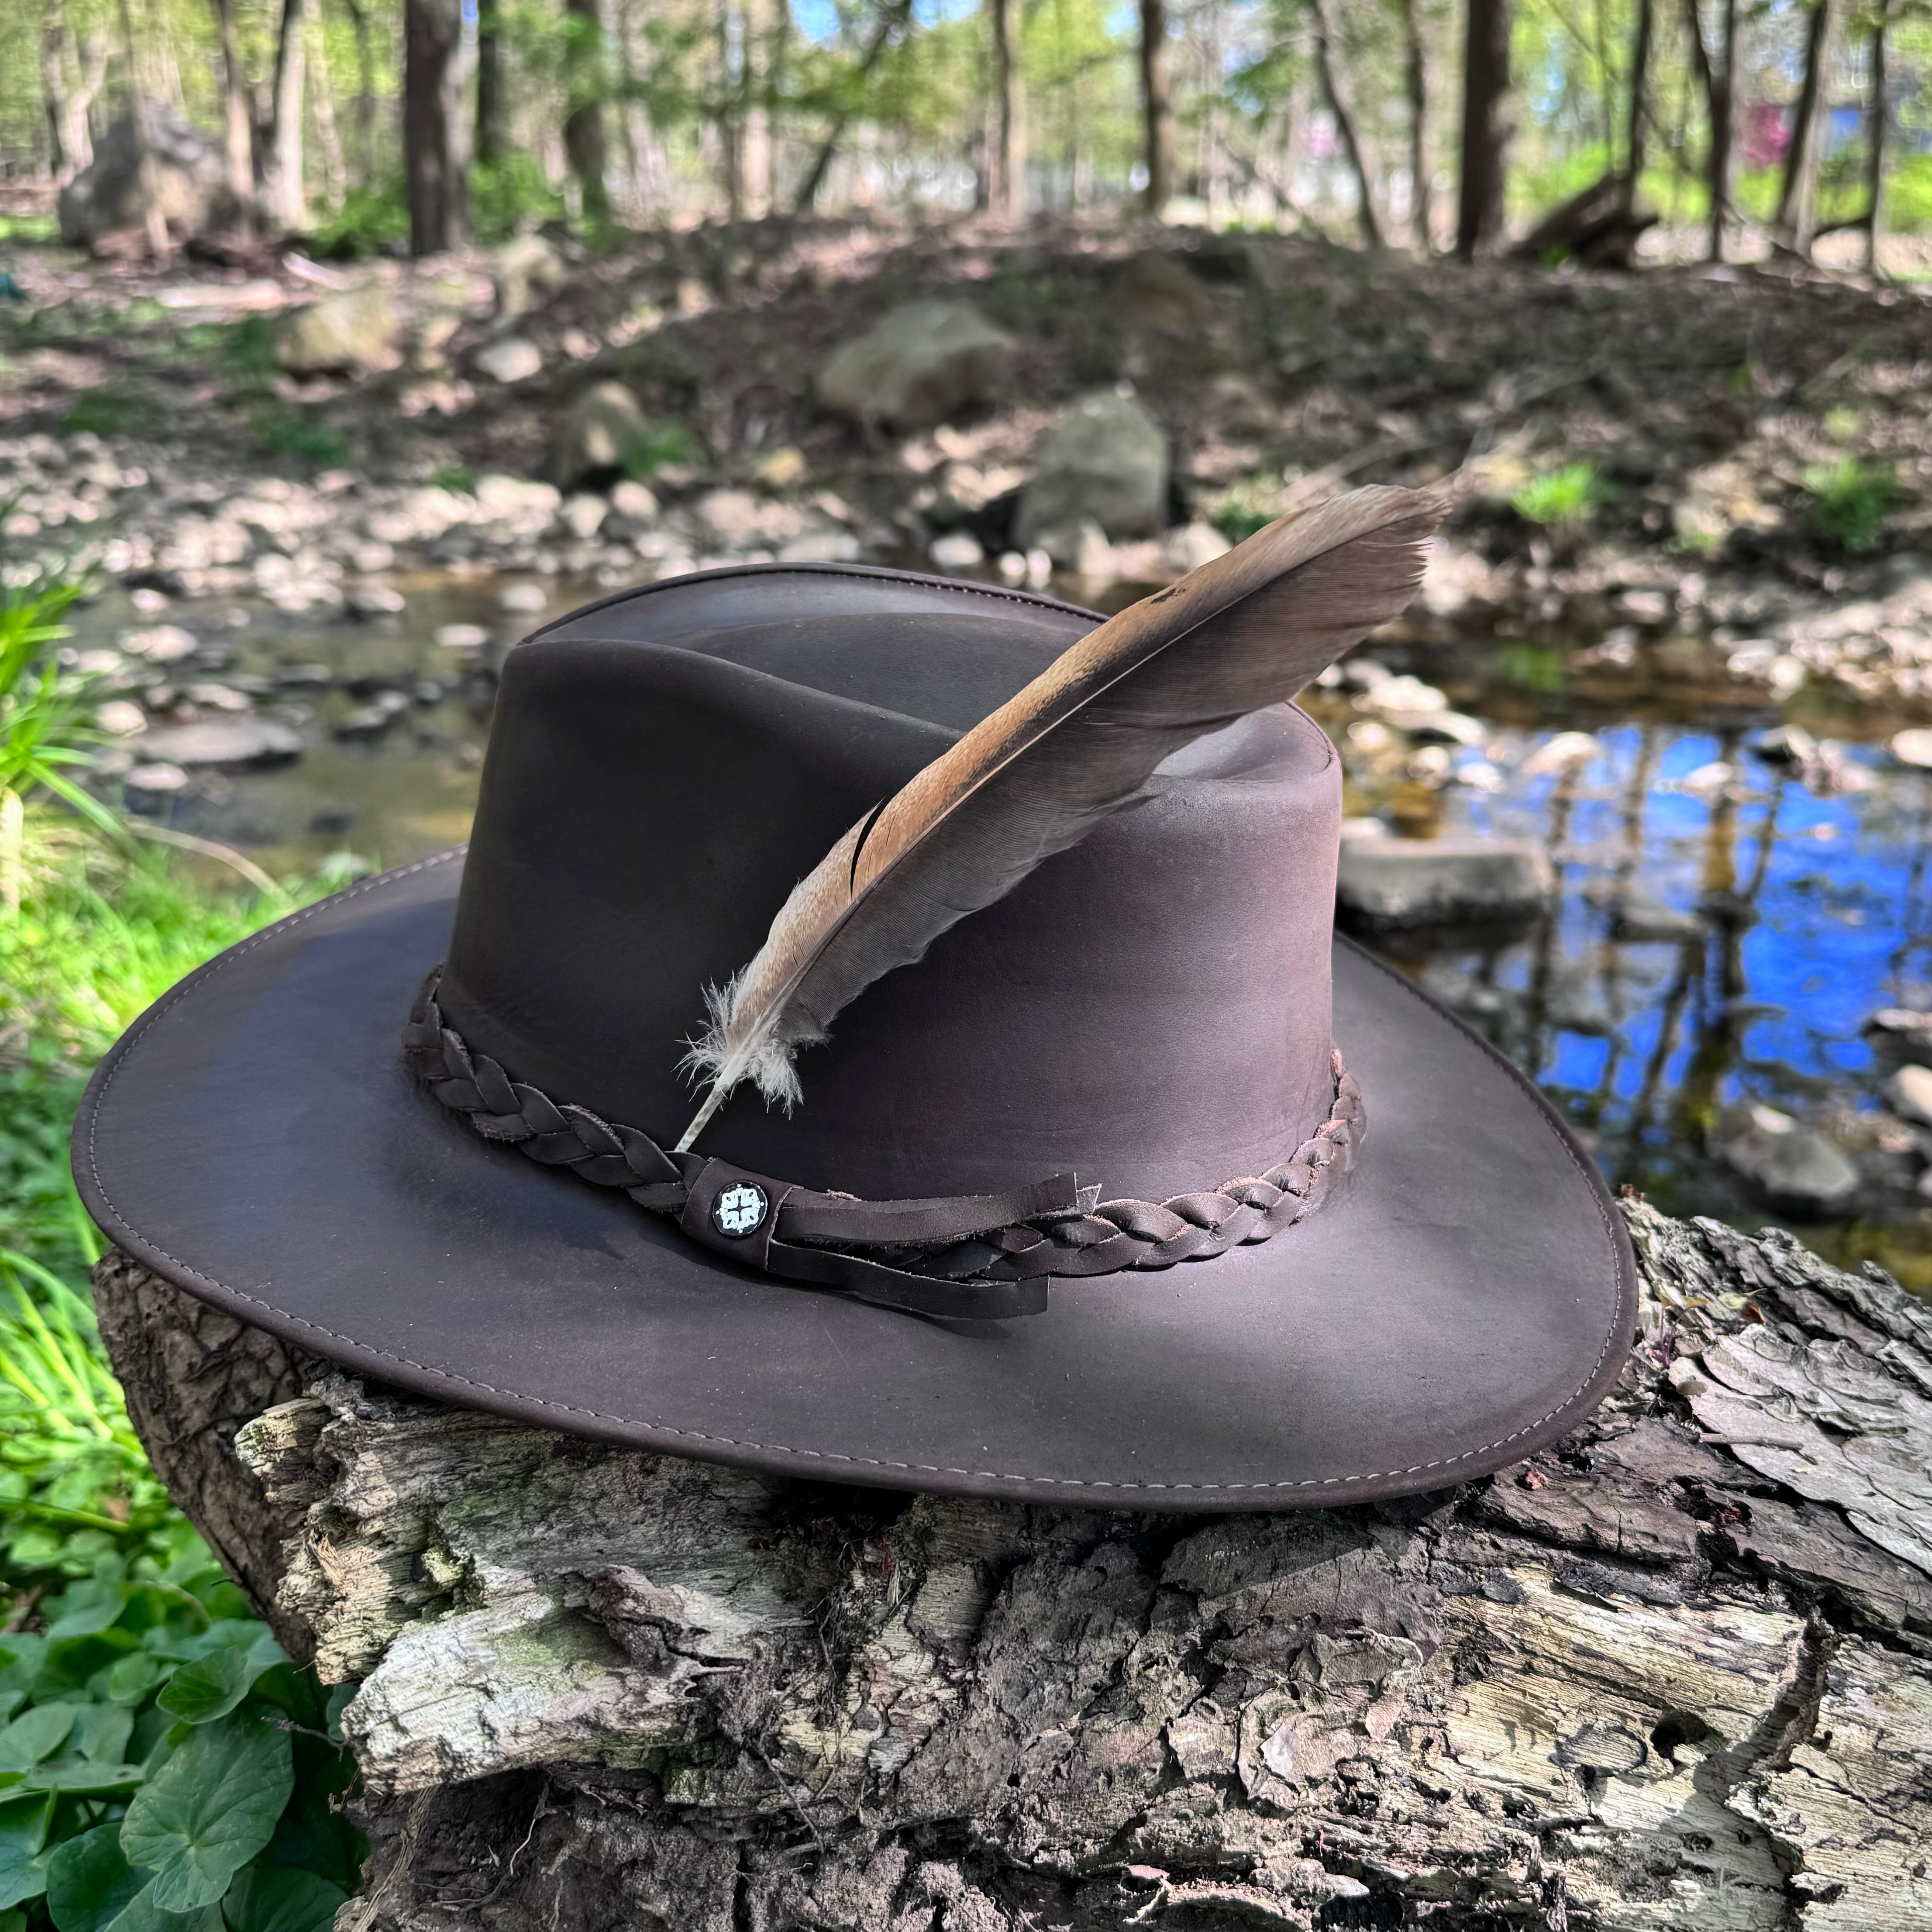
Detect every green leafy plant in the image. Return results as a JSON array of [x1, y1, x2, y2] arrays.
[[246, 405, 349, 471], [1509, 461, 1610, 528], [1207, 475, 1283, 546], [620, 419, 700, 481], [0, 1553, 365, 1932], [429, 464, 477, 496], [1803, 457, 1896, 555], [220, 318, 281, 382], [471, 158, 566, 246], [0, 576, 121, 898], [303, 184, 410, 261], [57, 388, 168, 444]]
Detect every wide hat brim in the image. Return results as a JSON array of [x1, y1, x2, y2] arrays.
[[75, 851, 1633, 1510]]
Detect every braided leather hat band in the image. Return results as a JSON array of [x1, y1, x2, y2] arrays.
[[401, 968, 1362, 1321]]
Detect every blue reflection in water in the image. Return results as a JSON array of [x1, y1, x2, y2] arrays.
[[1336, 711, 1932, 1287]]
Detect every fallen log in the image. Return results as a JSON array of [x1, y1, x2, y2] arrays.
[[93, 1198, 1932, 1931]]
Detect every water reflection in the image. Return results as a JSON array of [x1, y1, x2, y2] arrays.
[[1322, 683, 1932, 1289]]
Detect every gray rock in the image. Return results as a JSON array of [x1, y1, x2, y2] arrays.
[[1865, 1008, 1932, 1067], [135, 717, 303, 767], [1717, 1105, 1861, 1217], [345, 583, 406, 618], [276, 288, 401, 376], [928, 530, 984, 574], [1885, 1063, 1932, 1128], [1106, 251, 1212, 333], [493, 235, 570, 321], [1015, 391, 1168, 549], [552, 382, 647, 487], [58, 109, 243, 247], [1336, 836, 1554, 927], [473, 335, 544, 385], [560, 493, 609, 541], [814, 301, 1015, 430]]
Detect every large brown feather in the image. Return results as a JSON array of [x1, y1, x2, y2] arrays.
[[676, 484, 1443, 1149]]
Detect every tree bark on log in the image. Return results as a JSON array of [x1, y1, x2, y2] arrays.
[[94, 1199, 1932, 1932]]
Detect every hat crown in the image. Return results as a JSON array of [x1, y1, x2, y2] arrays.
[[439, 567, 1342, 1202]]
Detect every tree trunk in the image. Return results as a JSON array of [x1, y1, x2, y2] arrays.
[[114, 0, 171, 259], [990, 0, 1022, 217], [1683, 0, 1733, 263], [1621, 0, 1652, 215], [209, 0, 253, 208], [1310, 0, 1382, 249], [1397, 0, 1429, 248], [475, 0, 506, 169], [1138, 0, 1172, 217], [1865, 0, 1889, 273], [339, 0, 376, 184], [40, 7, 69, 179], [1455, 0, 1511, 259], [309, 6, 345, 207], [564, 0, 611, 222], [264, 0, 307, 229], [404, 0, 468, 254], [1776, 0, 1836, 255], [94, 1198, 1932, 1931]]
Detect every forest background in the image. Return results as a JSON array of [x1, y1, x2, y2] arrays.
[[0, 0, 1922, 271]]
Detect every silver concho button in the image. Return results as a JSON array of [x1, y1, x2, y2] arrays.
[[712, 1181, 769, 1239]]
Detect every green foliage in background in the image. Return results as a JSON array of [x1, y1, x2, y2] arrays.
[[1208, 475, 1283, 546], [1803, 457, 1897, 555], [1510, 461, 1611, 529], [0, 567, 366, 1929], [621, 419, 701, 481]]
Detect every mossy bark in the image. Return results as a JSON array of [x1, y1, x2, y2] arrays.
[[94, 1201, 1932, 1931]]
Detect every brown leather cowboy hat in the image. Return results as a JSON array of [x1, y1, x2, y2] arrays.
[[75, 500, 1633, 1510]]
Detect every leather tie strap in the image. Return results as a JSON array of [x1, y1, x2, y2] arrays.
[[401, 967, 1362, 1321]]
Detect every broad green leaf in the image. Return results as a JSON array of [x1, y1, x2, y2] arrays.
[[219, 1865, 348, 1932], [72, 1704, 135, 1767], [45, 1826, 143, 1932], [43, 1830, 219, 1932], [0, 1795, 52, 1910], [157, 1652, 255, 1728], [118, 1712, 291, 1913], [17, 1762, 146, 1794], [0, 1705, 76, 1773], [43, 1587, 127, 1642], [106, 1657, 163, 1707], [0, 1643, 43, 1723]]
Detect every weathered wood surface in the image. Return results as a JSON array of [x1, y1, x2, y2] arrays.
[[94, 1200, 1932, 1932]]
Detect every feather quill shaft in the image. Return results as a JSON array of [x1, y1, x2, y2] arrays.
[[676, 484, 1443, 1150]]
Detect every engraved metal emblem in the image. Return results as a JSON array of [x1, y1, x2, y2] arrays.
[[713, 1181, 769, 1239]]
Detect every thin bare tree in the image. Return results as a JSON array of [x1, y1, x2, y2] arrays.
[[564, 0, 611, 220], [1455, 0, 1512, 258], [404, 0, 468, 252], [1310, 0, 1383, 247], [1864, 0, 1892, 272], [1139, 0, 1174, 215], [1775, 0, 1837, 255], [1395, 0, 1431, 247], [1620, 0, 1652, 214]]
